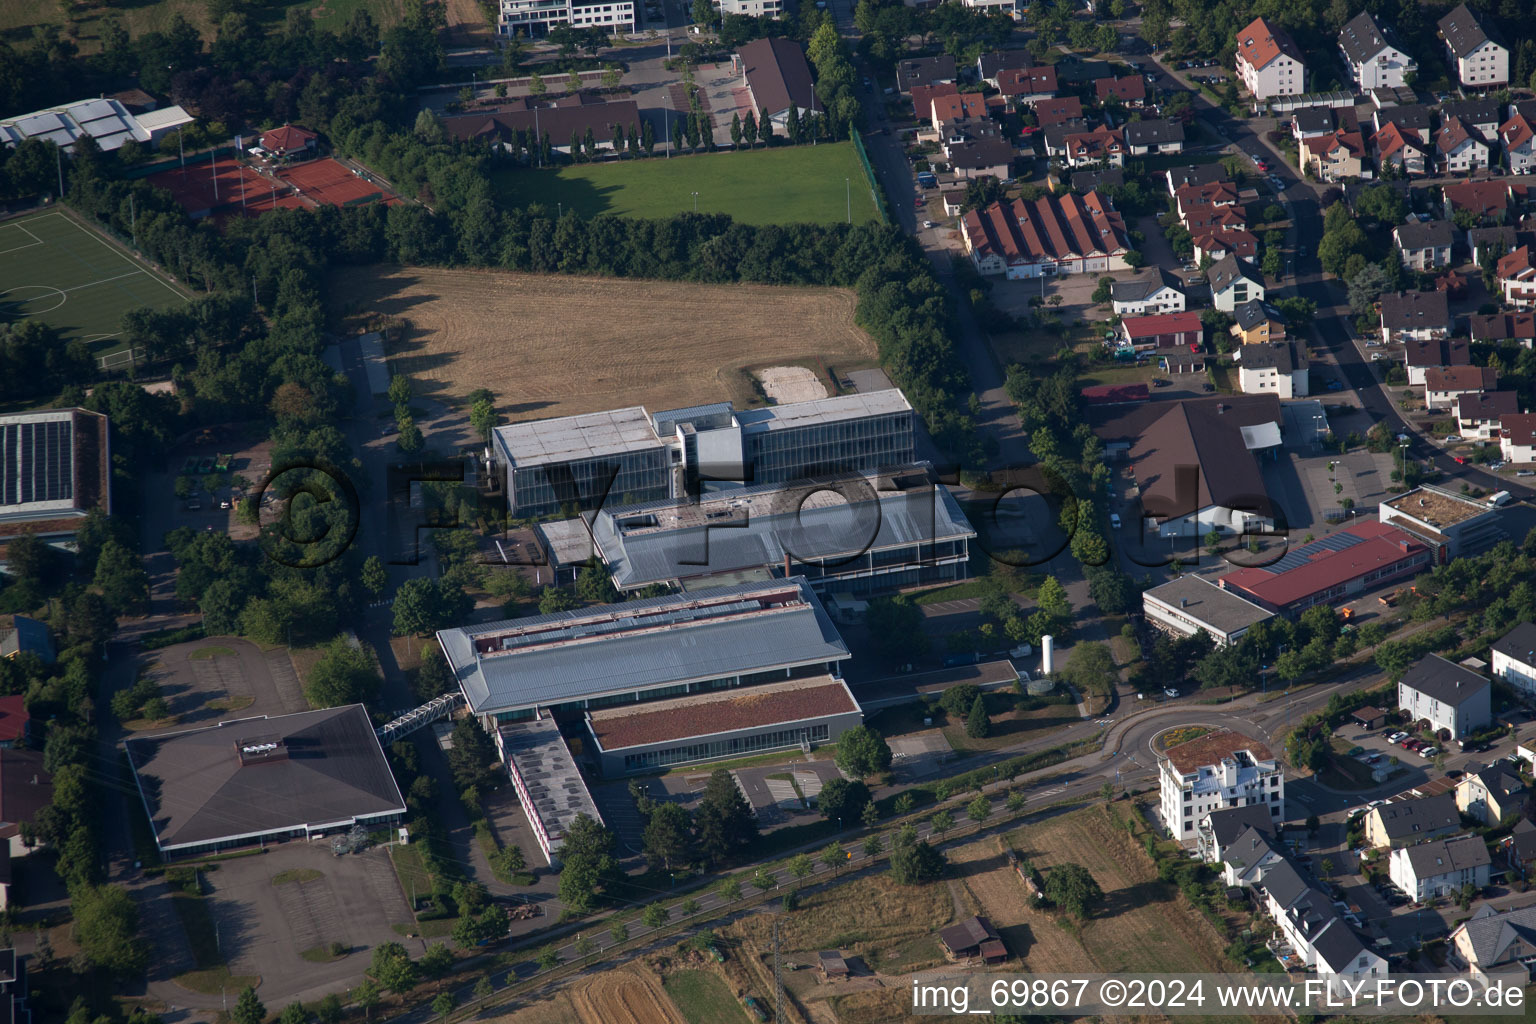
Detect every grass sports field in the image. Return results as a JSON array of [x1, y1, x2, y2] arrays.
[[0, 210, 190, 368], [492, 143, 882, 226], [331, 265, 877, 417]]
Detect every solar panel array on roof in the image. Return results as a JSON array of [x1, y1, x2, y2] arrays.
[[1260, 530, 1365, 574], [1, 419, 72, 507], [486, 597, 765, 653]]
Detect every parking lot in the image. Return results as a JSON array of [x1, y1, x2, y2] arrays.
[[202, 842, 419, 1002], [137, 638, 308, 731]]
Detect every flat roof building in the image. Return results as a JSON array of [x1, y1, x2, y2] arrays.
[[438, 578, 851, 723], [585, 676, 863, 775], [123, 706, 407, 856], [0, 408, 110, 558], [494, 714, 601, 865], [1378, 484, 1506, 561], [492, 391, 915, 518], [1143, 574, 1275, 646], [540, 464, 976, 597], [1160, 729, 1283, 841], [1219, 520, 1431, 616]]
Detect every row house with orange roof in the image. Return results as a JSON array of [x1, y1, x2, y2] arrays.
[[1373, 120, 1430, 177], [960, 190, 1132, 279], [1501, 113, 1536, 175], [1496, 246, 1536, 309], [1234, 17, 1307, 101]]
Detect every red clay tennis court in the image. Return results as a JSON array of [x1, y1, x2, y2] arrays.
[[276, 158, 399, 208], [146, 161, 305, 219]]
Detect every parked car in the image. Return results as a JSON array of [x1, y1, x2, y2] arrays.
[[1519, 470, 1536, 477], [1420, 746, 1439, 759], [1371, 352, 1385, 361], [1163, 687, 1180, 698], [1009, 644, 1034, 659], [1109, 512, 1122, 529], [1388, 731, 1408, 743], [1454, 455, 1467, 464], [1443, 435, 1462, 443], [922, 220, 938, 228]]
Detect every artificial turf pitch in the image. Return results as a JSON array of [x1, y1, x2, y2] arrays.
[[0, 209, 190, 360]]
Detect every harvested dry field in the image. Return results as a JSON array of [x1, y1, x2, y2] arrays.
[[966, 806, 1233, 975], [569, 967, 686, 1024], [331, 266, 876, 419]]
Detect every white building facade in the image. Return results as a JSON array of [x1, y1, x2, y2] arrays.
[[1160, 731, 1284, 841]]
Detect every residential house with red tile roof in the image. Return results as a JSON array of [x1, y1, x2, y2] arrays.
[[1235, 17, 1306, 100], [1032, 95, 1084, 126], [930, 92, 988, 129], [1500, 412, 1536, 462], [1374, 120, 1430, 176], [1501, 114, 1536, 175], [1062, 126, 1125, 167], [1094, 75, 1146, 106], [1120, 311, 1204, 352], [1437, 117, 1492, 173], [960, 190, 1131, 278], [1402, 336, 1468, 385], [1193, 228, 1260, 264], [1175, 180, 1241, 222], [910, 81, 959, 120], [1444, 180, 1520, 221], [999, 66, 1058, 105], [1497, 245, 1536, 308], [1424, 366, 1498, 411], [1304, 130, 1366, 181]]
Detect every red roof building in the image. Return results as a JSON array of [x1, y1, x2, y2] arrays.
[[1121, 311, 1203, 350], [1219, 521, 1431, 615], [0, 698, 25, 748], [1444, 180, 1518, 221], [911, 82, 959, 120], [1033, 96, 1085, 127], [998, 66, 1058, 103], [1497, 245, 1536, 308], [961, 190, 1130, 279], [1063, 126, 1125, 167], [930, 92, 987, 127], [259, 124, 318, 160], [1094, 76, 1147, 105], [1500, 412, 1536, 463], [1081, 383, 1150, 406]]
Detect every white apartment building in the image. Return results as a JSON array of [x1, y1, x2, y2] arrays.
[[1160, 730, 1284, 841], [1235, 17, 1306, 101], [1237, 342, 1308, 399], [1389, 836, 1491, 900], [1438, 3, 1508, 90], [718, 0, 783, 15], [1398, 654, 1492, 738], [1339, 11, 1416, 91], [498, 0, 634, 37], [1491, 621, 1536, 697]]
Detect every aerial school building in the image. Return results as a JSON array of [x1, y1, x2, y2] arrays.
[[490, 390, 916, 518]]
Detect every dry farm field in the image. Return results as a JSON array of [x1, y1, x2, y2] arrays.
[[486, 969, 684, 1024], [330, 266, 877, 417]]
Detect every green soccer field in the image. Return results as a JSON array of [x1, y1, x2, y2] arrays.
[[0, 209, 191, 369], [492, 142, 883, 226]]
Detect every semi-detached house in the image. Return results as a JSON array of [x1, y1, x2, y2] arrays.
[[1389, 835, 1491, 900], [1398, 654, 1492, 738], [1394, 219, 1455, 271]]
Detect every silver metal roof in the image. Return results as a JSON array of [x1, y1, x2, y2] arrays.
[[438, 578, 850, 713], [734, 390, 912, 434], [586, 467, 975, 589], [493, 406, 662, 469], [0, 97, 150, 152]]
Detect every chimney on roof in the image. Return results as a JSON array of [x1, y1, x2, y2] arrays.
[[1181, 597, 1189, 607]]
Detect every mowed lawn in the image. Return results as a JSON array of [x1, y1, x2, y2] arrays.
[[493, 143, 882, 226]]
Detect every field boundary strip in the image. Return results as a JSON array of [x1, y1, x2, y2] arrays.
[[0, 222, 44, 257]]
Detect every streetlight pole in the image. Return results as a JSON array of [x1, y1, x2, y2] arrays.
[[692, 191, 699, 212], [845, 177, 850, 224]]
